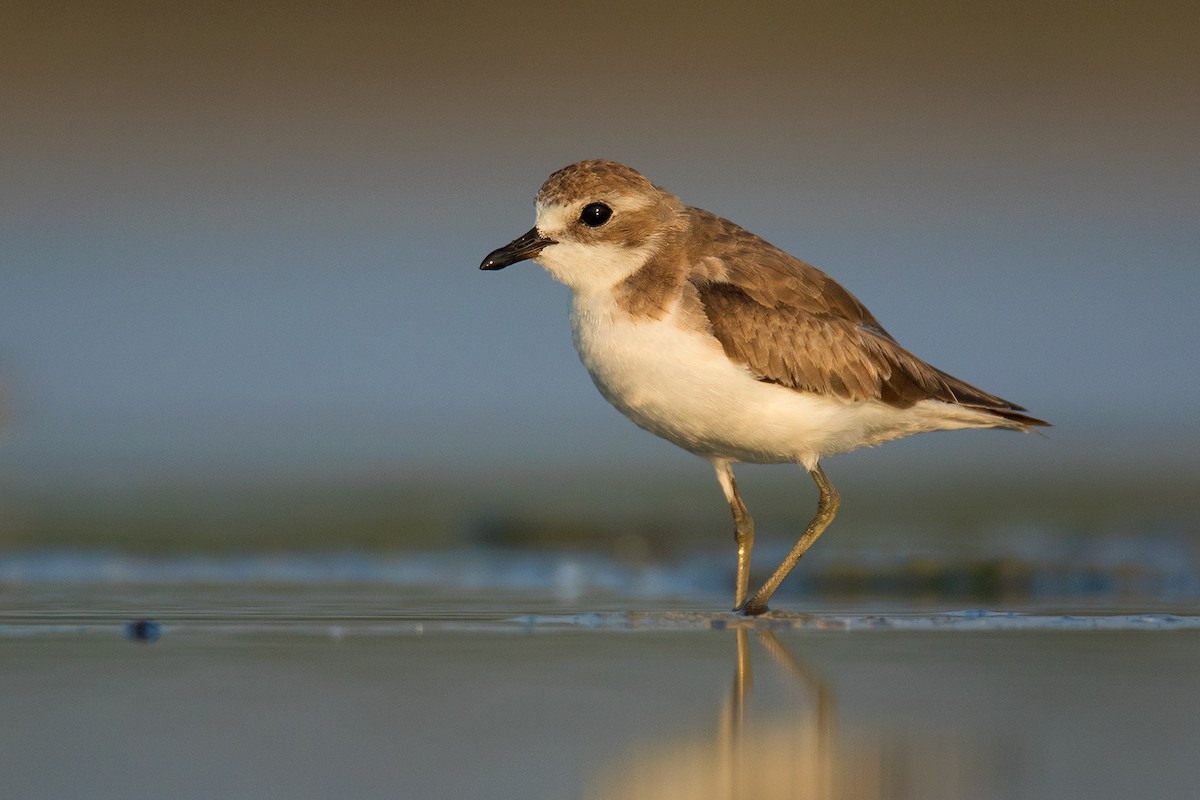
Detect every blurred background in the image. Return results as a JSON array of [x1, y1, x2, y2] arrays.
[[1, 1, 1197, 592]]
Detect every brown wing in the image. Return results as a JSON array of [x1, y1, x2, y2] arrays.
[[686, 209, 1046, 424]]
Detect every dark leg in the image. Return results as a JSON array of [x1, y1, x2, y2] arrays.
[[739, 464, 839, 616], [713, 459, 755, 610]]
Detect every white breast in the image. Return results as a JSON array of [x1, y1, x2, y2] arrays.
[[567, 289, 1002, 468], [569, 289, 831, 467]]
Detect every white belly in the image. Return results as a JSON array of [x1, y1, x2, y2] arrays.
[[568, 290, 998, 468]]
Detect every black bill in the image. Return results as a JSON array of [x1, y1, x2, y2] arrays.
[[479, 227, 555, 271]]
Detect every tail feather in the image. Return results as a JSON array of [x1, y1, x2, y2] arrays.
[[927, 365, 1050, 430], [965, 402, 1051, 430]]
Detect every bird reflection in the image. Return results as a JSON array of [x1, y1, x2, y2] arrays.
[[716, 628, 838, 799], [586, 626, 984, 800]]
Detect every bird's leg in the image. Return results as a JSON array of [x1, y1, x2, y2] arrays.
[[713, 460, 755, 610], [739, 464, 839, 616]]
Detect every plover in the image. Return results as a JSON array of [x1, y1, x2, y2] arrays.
[[480, 160, 1048, 615]]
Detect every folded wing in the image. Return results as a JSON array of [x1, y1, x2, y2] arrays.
[[686, 209, 1047, 426]]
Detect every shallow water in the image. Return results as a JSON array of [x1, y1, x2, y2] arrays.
[[3, 571, 1200, 799]]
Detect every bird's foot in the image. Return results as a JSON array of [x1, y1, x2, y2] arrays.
[[734, 599, 770, 617]]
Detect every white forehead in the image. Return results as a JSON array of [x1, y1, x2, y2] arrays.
[[534, 202, 573, 235]]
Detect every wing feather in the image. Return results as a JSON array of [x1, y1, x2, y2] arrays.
[[685, 208, 1045, 424]]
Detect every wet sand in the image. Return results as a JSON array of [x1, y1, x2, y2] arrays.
[[3, 583, 1200, 799]]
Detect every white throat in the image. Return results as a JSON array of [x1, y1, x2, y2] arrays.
[[534, 239, 653, 293], [531, 202, 655, 293]]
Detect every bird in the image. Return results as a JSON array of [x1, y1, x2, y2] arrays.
[[480, 160, 1048, 615]]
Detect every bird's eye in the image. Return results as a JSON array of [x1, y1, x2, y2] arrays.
[[579, 202, 612, 227]]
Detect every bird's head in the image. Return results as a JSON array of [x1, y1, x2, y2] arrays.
[[480, 160, 685, 292]]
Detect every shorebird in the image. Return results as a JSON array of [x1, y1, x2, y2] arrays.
[[480, 160, 1048, 615]]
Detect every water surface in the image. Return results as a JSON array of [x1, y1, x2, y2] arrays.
[[3, 571, 1199, 800]]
